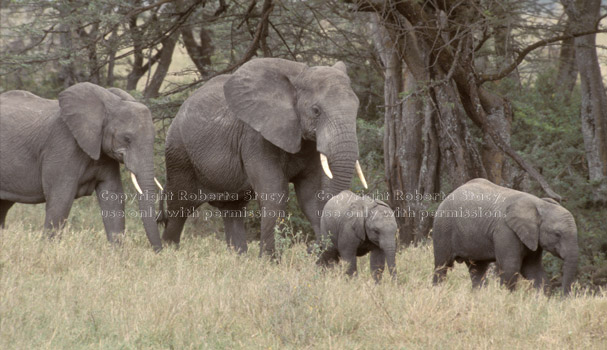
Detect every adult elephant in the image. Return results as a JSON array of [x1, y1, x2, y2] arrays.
[[432, 178, 579, 295], [161, 58, 367, 255], [0, 83, 163, 251]]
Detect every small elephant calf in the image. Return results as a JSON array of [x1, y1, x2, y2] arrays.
[[432, 178, 578, 295], [317, 190, 397, 282]]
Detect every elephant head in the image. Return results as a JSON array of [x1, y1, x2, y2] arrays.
[[224, 58, 366, 195], [58, 82, 162, 251], [350, 197, 398, 279], [505, 197, 579, 295]]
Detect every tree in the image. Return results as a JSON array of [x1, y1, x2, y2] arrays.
[[346, 0, 605, 244], [562, 0, 607, 205]]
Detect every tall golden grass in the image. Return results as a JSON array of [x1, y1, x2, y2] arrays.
[[1, 202, 606, 349]]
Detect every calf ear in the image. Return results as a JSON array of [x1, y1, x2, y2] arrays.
[[332, 61, 348, 74], [375, 199, 392, 209], [107, 87, 137, 102], [347, 200, 366, 241], [505, 199, 540, 251]]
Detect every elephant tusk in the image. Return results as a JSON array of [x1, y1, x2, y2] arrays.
[[356, 160, 368, 189], [131, 172, 143, 195], [320, 153, 333, 179], [154, 177, 164, 191]]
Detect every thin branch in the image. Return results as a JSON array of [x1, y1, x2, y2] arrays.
[[237, 0, 258, 29], [479, 29, 607, 83], [268, 20, 297, 60], [160, 0, 274, 96]]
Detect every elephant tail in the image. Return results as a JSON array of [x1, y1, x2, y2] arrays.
[[156, 189, 168, 227]]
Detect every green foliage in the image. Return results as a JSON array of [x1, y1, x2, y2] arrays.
[[274, 214, 307, 258]]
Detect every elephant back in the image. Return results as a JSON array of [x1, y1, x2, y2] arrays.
[[0, 90, 59, 123]]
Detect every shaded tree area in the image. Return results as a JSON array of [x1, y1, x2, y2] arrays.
[[345, 0, 607, 246], [1, 0, 606, 288]]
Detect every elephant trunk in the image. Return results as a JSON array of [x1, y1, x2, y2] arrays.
[[561, 252, 578, 296], [316, 102, 360, 200], [128, 156, 163, 252], [136, 167, 163, 252], [327, 151, 357, 194], [380, 237, 397, 279], [321, 127, 359, 196]]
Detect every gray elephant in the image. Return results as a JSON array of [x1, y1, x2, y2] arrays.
[[432, 178, 578, 295], [317, 190, 397, 282], [0, 83, 163, 251], [161, 58, 367, 255]]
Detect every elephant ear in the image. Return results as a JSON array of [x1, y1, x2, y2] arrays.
[[224, 59, 306, 154], [332, 61, 348, 74], [374, 199, 392, 210], [58, 82, 117, 160], [347, 200, 367, 242], [107, 87, 137, 102], [505, 198, 540, 251]]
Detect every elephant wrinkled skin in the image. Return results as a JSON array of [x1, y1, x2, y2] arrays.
[[0, 83, 162, 251], [161, 58, 365, 256], [318, 190, 397, 282], [432, 178, 579, 295]]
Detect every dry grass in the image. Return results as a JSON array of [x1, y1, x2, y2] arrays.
[[1, 204, 606, 349]]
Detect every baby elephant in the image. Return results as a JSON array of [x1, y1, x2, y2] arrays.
[[318, 190, 397, 282], [432, 178, 578, 295]]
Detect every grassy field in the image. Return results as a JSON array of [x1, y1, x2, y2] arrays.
[[1, 200, 606, 350]]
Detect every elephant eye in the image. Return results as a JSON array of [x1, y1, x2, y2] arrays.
[[123, 134, 133, 144], [311, 105, 321, 117]]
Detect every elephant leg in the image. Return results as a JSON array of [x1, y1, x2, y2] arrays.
[[496, 258, 523, 291], [214, 201, 248, 254], [433, 260, 454, 285], [245, 161, 289, 257], [163, 216, 188, 246], [162, 181, 201, 245], [317, 246, 340, 267], [0, 200, 15, 229], [293, 173, 322, 238], [43, 187, 77, 237], [521, 250, 547, 292], [465, 260, 491, 288], [496, 243, 524, 291], [370, 249, 386, 283], [341, 251, 358, 277], [95, 167, 125, 244], [338, 240, 358, 277], [258, 193, 287, 257]]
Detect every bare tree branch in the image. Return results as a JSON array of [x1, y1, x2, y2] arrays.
[[479, 29, 607, 84], [160, 0, 274, 96]]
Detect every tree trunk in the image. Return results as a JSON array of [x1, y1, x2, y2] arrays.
[[126, 13, 163, 91], [370, 14, 441, 245], [564, 0, 607, 204], [106, 28, 118, 86], [144, 33, 178, 98], [493, 1, 521, 86], [555, 16, 578, 104], [76, 22, 100, 84], [58, 22, 78, 88], [370, 15, 410, 245], [487, 4, 517, 186], [479, 90, 512, 186], [181, 26, 215, 77]]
